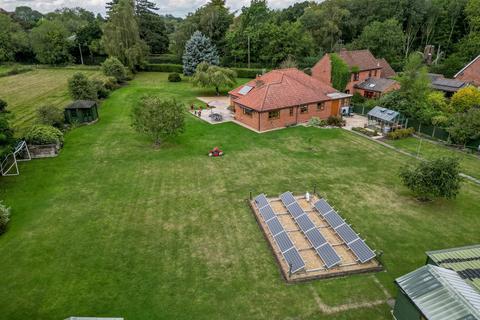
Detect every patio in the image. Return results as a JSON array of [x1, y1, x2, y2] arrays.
[[194, 96, 234, 124]]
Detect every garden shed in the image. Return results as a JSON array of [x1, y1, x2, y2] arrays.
[[64, 100, 99, 124], [367, 106, 405, 134], [393, 265, 480, 320]]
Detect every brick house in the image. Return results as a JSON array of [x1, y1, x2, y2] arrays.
[[311, 49, 399, 98], [228, 68, 352, 132], [454, 55, 480, 87]]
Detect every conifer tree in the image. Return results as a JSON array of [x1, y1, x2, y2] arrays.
[[182, 31, 219, 76]]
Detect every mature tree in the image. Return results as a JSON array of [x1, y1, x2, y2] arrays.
[[465, 0, 480, 33], [101, 57, 128, 83], [102, 0, 149, 71], [192, 62, 236, 95], [12, 6, 43, 30], [135, 0, 169, 53], [400, 158, 462, 201], [350, 19, 405, 69], [427, 91, 451, 114], [450, 86, 480, 113], [31, 20, 72, 65], [0, 14, 28, 63], [131, 96, 185, 146], [170, 0, 233, 57], [182, 31, 219, 76], [447, 108, 480, 145], [279, 56, 298, 69], [275, 1, 310, 23], [300, 1, 350, 52], [68, 73, 97, 100]]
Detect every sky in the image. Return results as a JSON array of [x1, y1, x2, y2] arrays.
[[0, 0, 308, 17]]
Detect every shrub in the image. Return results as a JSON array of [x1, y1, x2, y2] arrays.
[[144, 64, 183, 73], [387, 127, 415, 140], [168, 73, 181, 82], [400, 157, 462, 201], [352, 127, 378, 137], [308, 117, 327, 127], [37, 105, 64, 128], [92, 79, 110, 99], [0, 201, 11, 235], [101, 57, 128, 83], [351, 92, 366, 105], [231, 67, 265, 78], [25, 124, 64, 145], [327, 115, 345, 127], [68, 73, 97, 100], [103, 77, 120, 91], [0, 98, 8, 113]]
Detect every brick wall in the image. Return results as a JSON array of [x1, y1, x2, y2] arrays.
[[347, 69, 381, 94], [311, 55, 332, 85], [455, 58, 480, 87]]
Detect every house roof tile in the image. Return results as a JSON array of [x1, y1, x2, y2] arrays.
[[338, 50, 381, 71], [377, 58, 397, 78]]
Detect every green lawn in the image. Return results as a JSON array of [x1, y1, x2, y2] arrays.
[[0, 67, 104, 134], [386, 137, 480, 180], [0, 72, 479, 319]]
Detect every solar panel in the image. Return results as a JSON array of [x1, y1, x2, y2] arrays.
[[274, 231, 294, 253], [259, 205, 276, 222], [280, 192, 296, 207], [283, 247, 305, 273], [286, 202, 305, 219], [254, 194, 269, 209], [305, 228, 327, 249], [349, 239, 376, 263], [296, 214, 315, 233], [316, 244, 342, 269], [336, 223, 359, 244], [324, 211, 345, 229], [266, 217, 284, 236], [314, 199, 333, 216], [238, 85, 253, 95]]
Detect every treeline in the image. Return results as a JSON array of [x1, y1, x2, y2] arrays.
[[1, 0, 479, 75]]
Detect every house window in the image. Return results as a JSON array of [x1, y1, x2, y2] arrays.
[[364, 91, 375, 99], [374, 70, 378, 77], [268, 110, 280, 119], [243, 108, 253, 116], [317, 102, 325, 111], [345, 89, 350, 94], [289, 107, 294, 116], [368, 70, 372, 78], [300, 105, 308, 114], [353, 73, 360, 81]]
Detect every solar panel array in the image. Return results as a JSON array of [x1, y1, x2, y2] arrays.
[[254, 194, 305, 273], [280, 192, 341, 269], [313, 198, 376, 264]]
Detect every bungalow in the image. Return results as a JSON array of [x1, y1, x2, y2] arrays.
[[454, 55, 480, 87], [312, 49, 399, 98], [228, 68, 352, 132]]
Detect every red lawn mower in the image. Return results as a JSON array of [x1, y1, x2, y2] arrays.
[[208, 147, 224, 157]]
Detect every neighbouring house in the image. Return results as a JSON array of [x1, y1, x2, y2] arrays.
[[393, 244, 480, 320], [428, 73, 470, 97], [454, 55, 480, 87], [64, 100, 99, 124], [228, 68, 352, 132], [311, 49, 398, 98]]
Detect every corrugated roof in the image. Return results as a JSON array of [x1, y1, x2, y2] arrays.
[[367, 106, 400, 122], [427, 245, 480, 292], [229, 68, 340, 112], [396, 265, 480, 320], [355, 77, 398, 93]]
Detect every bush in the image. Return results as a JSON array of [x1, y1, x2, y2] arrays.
[[148, 54, 182, 64], [308, 117, 327, 127], [351, 92, 366, 105], [231, 67, 265, 78], [352, 127, 378, 137], [0, 99, 8, 113], [92, 79, 110, 99], [25, 125, 64, 145], [387, 127, 415, 140], [400, 157, 462, 201], [327, 115, 345, 127], [68, 73, 97, 100], [144, 64, 183, 73], [0, 201, 11, 235], [103, 77, 120, 91], [168, 73, 181, 82], [101, 57, 128, 83], [37, 105, 64, 128]]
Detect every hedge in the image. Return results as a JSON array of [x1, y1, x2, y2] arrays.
[[148, 54, 182, 64], [144, 64, 183, 73], [231, 68, 266, 79]]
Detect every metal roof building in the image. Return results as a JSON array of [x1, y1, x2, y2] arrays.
[[393, 265, 480, 320], [427, 244, 480, 292]]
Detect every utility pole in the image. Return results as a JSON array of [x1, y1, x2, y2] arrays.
[[78, 43, 84, 65], [247, 35, 251, 69]]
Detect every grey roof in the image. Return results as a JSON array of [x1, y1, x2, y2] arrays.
[[395, 265, 480, 320], [354, 77, 398, 93], [65, 100, 97, 110], [427, 74, 470, 93], [367, 106, 400, 123]]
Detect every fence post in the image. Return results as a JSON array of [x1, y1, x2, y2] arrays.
[[362, 106, 365, 115], [418, 123, 422, 135], [432, 126, 436, 138]]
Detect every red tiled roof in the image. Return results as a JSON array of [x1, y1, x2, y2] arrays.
[[377, 58, 396, 78], [338, 49, 381, 71], [229, 68, 338, 112]]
